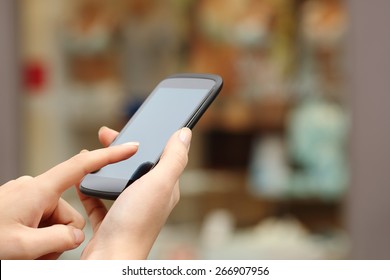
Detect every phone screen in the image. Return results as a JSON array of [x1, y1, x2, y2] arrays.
[[99, 87, 210, 181], [80, 75, 220, 198]]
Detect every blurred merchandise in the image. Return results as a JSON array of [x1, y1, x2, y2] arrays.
[[190, 0, 295, 101], [301, 0, 347, 50], [121, 0, 183, 100], [288, 98, 348, 200], [202, 216, 349, 259], [62, 81, 124, 129], [248, 97, 349, 201], [61, 0, 122, 84], [59, 0, 126, 150], [200, 209, 236, 251], [296, 0, 347, 99], [23, 60, 47, 93], [150, 214, 350, 260], [249, 136, 290, 198]]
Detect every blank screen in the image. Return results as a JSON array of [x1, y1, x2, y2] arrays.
[[97, 87, 210, 182]]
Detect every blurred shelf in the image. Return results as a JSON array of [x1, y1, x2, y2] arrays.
[[197, 96, 291, 133], [174, 168, 343, 231]]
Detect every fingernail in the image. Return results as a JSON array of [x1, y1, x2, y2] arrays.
[[73, 228, 84, 245], [98, 126, 107, 135], [122, 142, 140, 147], [179, 127, 192, 149]]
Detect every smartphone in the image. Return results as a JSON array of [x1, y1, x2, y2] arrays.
[[80, 73, 223, 199]]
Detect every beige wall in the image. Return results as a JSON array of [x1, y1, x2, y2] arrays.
[[0, 0, 21, 184], [346, 0, 390, 259]]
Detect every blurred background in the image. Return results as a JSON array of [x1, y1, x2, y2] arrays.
[[1, 0, 389, 259]]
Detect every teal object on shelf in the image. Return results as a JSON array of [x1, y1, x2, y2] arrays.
[[287, 98, 349, 200]]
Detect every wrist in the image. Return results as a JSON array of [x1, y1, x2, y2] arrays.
[[81, 238, 151, 260]]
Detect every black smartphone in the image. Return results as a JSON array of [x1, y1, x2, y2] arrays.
[[80, 73, 223, 199]]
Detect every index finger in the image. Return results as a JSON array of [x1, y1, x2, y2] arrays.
[[36, 143, 139, 196]]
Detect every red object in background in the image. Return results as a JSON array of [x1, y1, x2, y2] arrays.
[[24, 61, 47, 93]]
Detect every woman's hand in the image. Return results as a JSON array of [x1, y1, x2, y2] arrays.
[[0, 142, 138, 259], [78, 126, 192, 259]]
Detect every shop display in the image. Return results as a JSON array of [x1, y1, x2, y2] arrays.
[[297, 0, 347, 99], [150, 215, 350, 259], [287, 98, 349, 200], [120, 0, 183, 103], [61, 0, 124, 132], [190, 0, 295, 102], [249, 136, 290, 198]]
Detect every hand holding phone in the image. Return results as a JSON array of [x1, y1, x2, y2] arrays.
[[80, 73, 223, 199]]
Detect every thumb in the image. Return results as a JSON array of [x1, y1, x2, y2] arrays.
[[151, 127, 192, 186], [22, 225, 84, 259]]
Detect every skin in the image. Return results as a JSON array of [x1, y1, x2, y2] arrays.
[[79, 126, 191, 259], [0, 127, 191, 260]]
